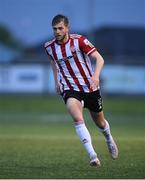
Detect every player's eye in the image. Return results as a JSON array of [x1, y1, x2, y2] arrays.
[[53, 27, 57, 31], [53, 27, 63, 32], [58, 27, 63, 30]]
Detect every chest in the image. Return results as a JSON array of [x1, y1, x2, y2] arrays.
[[54, 41, 81, 65]]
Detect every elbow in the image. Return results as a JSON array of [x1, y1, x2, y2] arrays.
[[101, 57, 104, 65]]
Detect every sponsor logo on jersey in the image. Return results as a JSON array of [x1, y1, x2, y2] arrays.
[[57, 55, 73, 64]]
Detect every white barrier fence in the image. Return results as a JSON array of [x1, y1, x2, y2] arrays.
[[0, 64, 48, 93], [0, 64, 145, 95], [101, 65, 145, 95]]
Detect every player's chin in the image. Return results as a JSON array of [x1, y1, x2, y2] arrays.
[[56, 36, 62, 41]]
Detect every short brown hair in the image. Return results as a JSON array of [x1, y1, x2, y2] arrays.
[[52, 14, 69, 26]]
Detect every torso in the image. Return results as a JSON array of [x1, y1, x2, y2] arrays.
[[45, 34, 97, 93]]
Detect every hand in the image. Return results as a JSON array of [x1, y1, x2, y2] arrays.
[[55, 83, 61, 95], [90, 75, 100, 89]]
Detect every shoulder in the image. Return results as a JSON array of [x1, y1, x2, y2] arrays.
[[44, 39, 55, 48], [70, 34, 89, 43], [70, 34, 83, 39], [70, 34, 87, 45]]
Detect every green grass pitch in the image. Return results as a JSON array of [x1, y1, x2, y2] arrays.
[[0, 95, 145, 178]]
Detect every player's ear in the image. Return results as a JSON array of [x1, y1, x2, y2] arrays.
[[67, 25, 70, 32]]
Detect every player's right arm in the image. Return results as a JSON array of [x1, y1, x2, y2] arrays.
[[50, 59, 61, 95], [44, 41, 61, 95]]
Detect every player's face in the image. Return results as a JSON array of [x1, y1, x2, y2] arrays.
[[53, 21, 69, 43]]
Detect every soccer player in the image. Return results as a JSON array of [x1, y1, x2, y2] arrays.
[[44, 14, 118, 167]]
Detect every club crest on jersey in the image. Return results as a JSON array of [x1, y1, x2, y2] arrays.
[[70, 45, 76, 53], [84, 39, 94, 48]]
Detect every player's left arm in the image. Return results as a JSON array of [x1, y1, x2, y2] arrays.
[[89, 50, 104, 89], [79, 36, 104, 88]]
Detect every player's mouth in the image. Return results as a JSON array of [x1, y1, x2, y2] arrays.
[[56, 34, 61, 38]]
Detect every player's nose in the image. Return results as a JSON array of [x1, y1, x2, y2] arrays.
[[56, 28, 61, 34]]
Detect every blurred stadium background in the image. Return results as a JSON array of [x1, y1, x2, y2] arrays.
[[0, 0, 145, 95], [0, 0, 145, 178]]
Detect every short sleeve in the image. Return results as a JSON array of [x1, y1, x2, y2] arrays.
[[44, 42, 54, 61], [44, 42, 50, 55], [79, 36, 96, 55]]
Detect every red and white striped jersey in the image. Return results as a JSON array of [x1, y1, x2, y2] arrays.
[[44, 34, 98, 93]]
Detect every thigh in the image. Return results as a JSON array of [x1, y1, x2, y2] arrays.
[[62, 90, 82, 104], [84, 90, 103, 112], [89, 110, 106, 128], [66, 97, 84, 123]]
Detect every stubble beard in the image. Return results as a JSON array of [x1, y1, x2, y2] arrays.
[[56, 33, 68, 43]]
